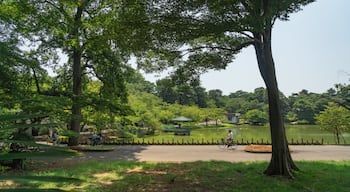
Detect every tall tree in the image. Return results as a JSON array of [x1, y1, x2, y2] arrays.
[[156, 78, 179, 104], [141, 0, 315, 177], [11, 0, 151, 146], [287, 90, 327, 124], [208, 89, 225, 108], [156, 77, 208, 107]]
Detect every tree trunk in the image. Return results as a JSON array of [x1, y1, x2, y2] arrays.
[[253, 30, 298, 178], [335, 128, 340, 144], [69, 49, 82, 146], [68, 6, 84, 146]]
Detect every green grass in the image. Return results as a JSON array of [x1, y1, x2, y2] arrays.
[[1, 160, 350, 191]]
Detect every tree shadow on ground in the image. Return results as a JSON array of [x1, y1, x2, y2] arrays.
[[69, 145, 149, 161], [0, 175, 82, 192], [0, 145, 149, 191]]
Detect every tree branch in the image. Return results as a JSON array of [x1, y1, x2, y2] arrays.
[[42, 0, 72, 23], [184, 40, 254, 55], [239, 31, 254, 39], [32, 67, 41, 94], [39, 90, 72, 98], [84, 63, 105, 83]]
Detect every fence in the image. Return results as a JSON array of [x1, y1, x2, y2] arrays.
[[59, 136, 324, 145]]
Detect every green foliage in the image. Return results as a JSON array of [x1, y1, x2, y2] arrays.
[[126, 71, 156, 94], [3, 0, 155, 145], [315, 103, 350, 144], [330, 83, 350, 110], [208, 89, 225, 108], [202, 108, 226, 124], [155, 77, 209, 107], [287, 90, 327, 124], [245, 109, 269, 125]]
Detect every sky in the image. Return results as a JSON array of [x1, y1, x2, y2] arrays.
[[143, 0, 350, 97]]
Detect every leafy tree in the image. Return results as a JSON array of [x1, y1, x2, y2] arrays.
[[127, 71, 156, 94], [0, 39, 23, 99], [224, 97, 247, 113], [229, 90, 251, 99], [126, 92, 164, 132], [0, 3, 38, 103], [287, 90, 327, 124], [155, 78, 180, 104], [202, 108, 226, 126], [141, 0, 315, 177], [245, 109, 268, 125], [292, 98, 316, 124], [156, 106, 175, 124], [315, 103, 350, 144], [180, 105, 202, 122], [253, 87, 268, 104], [208, 89, 225, 108], [192, 86, 209, 108], [10, 1, 151, 146], [1, 3, 68, 132], [156, 77, 209, 107]]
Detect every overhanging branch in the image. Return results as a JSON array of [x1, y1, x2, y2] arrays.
[[183, 40, 254, 55]]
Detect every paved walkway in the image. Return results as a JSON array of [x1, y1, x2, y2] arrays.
[[70, 145, 350, 162]]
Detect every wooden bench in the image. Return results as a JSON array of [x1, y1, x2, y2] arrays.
[[174, 128, 191, 136]]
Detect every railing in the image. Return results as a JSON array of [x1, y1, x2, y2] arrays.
[[59, 136, 324, 145]]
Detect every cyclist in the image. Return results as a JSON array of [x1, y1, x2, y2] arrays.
[[226, 130, 233, 148]]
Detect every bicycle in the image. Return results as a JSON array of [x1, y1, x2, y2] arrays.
[[218, 138, 237, 150]]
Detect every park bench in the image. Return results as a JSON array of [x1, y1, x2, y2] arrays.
[[174, 128, 191, 136]]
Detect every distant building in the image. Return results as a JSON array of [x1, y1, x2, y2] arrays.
[[226, 113, 240, 124]]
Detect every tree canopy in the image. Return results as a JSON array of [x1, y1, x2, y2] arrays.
[[3, 0, 155, 145]]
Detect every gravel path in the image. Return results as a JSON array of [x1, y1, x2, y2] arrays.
[[62, 145, 350, 163]]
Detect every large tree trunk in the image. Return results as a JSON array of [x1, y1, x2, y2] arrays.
[[69, 49, 82, 146], [68, 6, 84, 146], [253, 30, 298, 178]]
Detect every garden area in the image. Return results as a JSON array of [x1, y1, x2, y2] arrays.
[[1, 0, 350, 190]]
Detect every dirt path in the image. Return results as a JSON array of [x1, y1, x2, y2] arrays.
[[57, 145, 350, 163]]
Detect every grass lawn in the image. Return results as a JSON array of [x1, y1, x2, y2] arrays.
[[1, 160, 349, 191]]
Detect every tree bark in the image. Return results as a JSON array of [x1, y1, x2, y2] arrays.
[[69, 49, 82, 146], [253, 30, 298, 178], [68, 5, 84, 146]]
